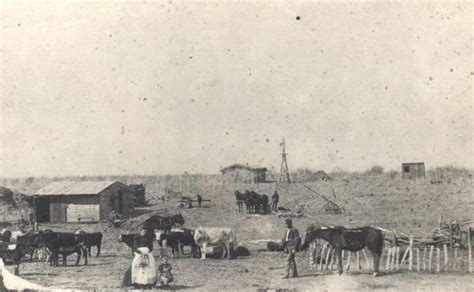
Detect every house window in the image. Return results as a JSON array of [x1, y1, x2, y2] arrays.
[[403, 166, 410, 173]]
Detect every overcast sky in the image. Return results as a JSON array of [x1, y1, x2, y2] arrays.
[[1, 1, 472, 177]]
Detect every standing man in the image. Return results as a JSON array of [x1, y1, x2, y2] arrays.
[[197, 195, 203, 208], [282, 218, 300, 279], [271, 191, 279, 211]]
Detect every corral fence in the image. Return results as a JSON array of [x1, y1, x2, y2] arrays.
[[309, 226, 473, 274]]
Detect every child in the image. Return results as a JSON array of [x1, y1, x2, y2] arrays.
[[157, 259, 174, 287]]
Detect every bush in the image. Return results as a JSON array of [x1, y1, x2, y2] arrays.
[[363, 165, 384, 176]]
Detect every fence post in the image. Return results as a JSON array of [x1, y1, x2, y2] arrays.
[[469, 227, 472, 273], [395, 246, 400, 271], [416, 248, 420, 272], [423, 246, 427, 271], [436, 247, 440, 273], [330, 251, 335, 270], [309, 241, 316, 269], [408, 236, 414, 271], [320, 243, 327, 270], [448, 223, 453, 248], [357, 251, 361, 270], [453, 247, 458, 271], [325, 247, 331, 270], [346, 251, 351, 270], [443, 244, 448, 269], [386, 248, 391, 271], [429, 245, 434, 272]]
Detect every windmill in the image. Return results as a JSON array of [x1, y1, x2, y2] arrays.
[[279, 138, 291, 183]]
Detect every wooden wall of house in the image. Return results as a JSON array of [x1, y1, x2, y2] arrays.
[[402, 163, 426, 179], [223, 168, 255, 183], [48, 195, 99, 223], [222, 168, 267, 183], [99, 183, 135, 220]]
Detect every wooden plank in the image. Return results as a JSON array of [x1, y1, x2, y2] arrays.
[[448, 223, 453, 248], [469, 228, 472, 273], [453, 247, 458, 271], [416, 248, 420, 272], [436, 247, 440, 273], [319, 243, 327, 270], [443, 244, 448, 269], [429, 245, 434, 272], [423, 246, 427, 271], [409, 236, 414, 271], [400, 246, 409, 266], [330, 250, 335, 270], [391, 247, 396, 271], [325, 247, 331, 270], [345, 251, 351, 270], [385, 248, 391, 271], [357, 251, 361, 270], [395, 246, 400, 270]]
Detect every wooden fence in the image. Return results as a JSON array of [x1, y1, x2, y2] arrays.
[[309, 228, 473, 273]]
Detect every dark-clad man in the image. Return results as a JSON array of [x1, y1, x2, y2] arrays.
[[282, 218, 300, 279], [271, 191, 279, 211]]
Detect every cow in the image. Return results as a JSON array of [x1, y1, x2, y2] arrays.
[[119, 231, 155, 255], [16, 231, 50, 262], [142, 214, 185, 232], [36, 231, 88, 267], [157, 228, 200, 258], [193, 227, 236, 260], [75, 231, 103, 257]]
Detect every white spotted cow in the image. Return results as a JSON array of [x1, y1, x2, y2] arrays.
[[193, 227, 236, 260]]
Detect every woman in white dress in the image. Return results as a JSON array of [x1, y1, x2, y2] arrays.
[[131, 230, 157, 289]]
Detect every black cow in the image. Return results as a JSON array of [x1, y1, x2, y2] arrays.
[[76, 231, 103, 257], [157, 229, 200, 258], [37, 231, 88, 267], [142, 214, 185, 232], [119, 231, 155, 255], [16, 231, 50, 262]]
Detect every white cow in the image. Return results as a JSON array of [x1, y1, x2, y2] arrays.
[[194, 227, 236, 260]]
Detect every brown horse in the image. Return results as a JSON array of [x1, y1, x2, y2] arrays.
[[301, 225, 384, 276]]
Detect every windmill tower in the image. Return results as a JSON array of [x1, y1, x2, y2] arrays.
[[279, 138, 291, 183]]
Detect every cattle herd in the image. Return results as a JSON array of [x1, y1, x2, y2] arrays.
[[0, 213, 238, 277]]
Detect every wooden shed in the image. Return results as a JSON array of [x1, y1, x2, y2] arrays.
[[402, 162, 426, 179], [30, 181, 135, 223], [221, 164, 267, 183]]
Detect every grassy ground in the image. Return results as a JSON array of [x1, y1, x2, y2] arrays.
[[1, 174, 473, 290]]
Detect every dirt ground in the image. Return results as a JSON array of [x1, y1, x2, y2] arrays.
[[2, 176, 473, 290]]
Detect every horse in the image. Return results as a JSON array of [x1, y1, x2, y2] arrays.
[[301, 225, 384, 276], [142, 214, 185, 232], [257, 194, 269, 214], [234, 191, 245, 213]]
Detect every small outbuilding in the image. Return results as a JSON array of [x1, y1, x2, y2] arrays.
[[401, 162, 426, 179], [221, 164, 267, 183], [29, 181, 135, 223]]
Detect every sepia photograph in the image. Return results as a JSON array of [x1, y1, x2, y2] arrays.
[[0, 0, 472, 291]]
